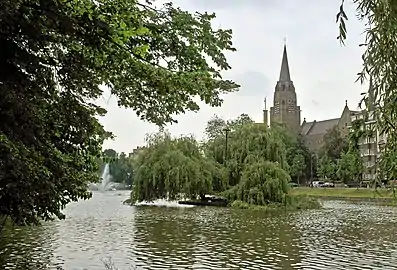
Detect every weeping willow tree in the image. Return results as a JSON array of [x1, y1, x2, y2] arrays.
[[222, 124, 291, 205], [205, 118, 289, 183], [131, 131, 227, 203], [203, 114, 291, 205], [225, 160, 290, 205]]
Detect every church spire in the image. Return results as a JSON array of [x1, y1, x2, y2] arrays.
[[279, 43, 291, 82]]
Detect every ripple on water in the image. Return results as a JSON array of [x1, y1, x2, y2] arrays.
[[1, 194, 397, 269]]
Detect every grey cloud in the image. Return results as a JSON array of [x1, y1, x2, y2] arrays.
[[232, 71, 271, 97], [311, 100, 319, 106]]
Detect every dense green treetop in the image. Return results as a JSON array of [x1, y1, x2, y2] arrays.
[[319, 126, 348, 160], [336, 151, 363, 184], [317, 155, 337, 180], [2, 0, 239, 125], [103, 149, 118, 159]]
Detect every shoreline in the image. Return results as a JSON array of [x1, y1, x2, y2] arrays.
[[290, 187, 396, 203]]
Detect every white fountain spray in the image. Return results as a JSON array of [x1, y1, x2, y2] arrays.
[[99, 163, 112, 191]]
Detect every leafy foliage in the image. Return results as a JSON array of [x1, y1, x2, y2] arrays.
[[0, 0, 238, 227], [132, 131, 226, 203], [317, 155, 337, 180], [320, 126, 348, 160], [204, 115, 289, 186], [335, 119, 364, 184], [204, 115, 227, 141], [336, 151, 363, 184], [224, 160, 290, 205], [290, 154, 305, 184], [336, 0, 397, 181], [272, 124, 311, 184], [316, 120, 365, 183]]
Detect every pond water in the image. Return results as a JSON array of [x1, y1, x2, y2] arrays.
[[1, 191, 397, 270]]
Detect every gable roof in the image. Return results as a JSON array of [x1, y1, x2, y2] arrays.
[[301, 118, 340, 136]]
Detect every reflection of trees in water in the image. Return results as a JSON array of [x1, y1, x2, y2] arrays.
[[133, 206, 302, 269], [133, 206, 196, 268], [0, 222, 58, 270], [205, 209, 302, 269]]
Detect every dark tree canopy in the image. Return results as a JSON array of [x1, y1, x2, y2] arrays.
[[0, 0, 238, 227]]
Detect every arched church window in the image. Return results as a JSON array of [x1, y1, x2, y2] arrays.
[[282, 84, 286, 91], [282, 100, 285, 105]]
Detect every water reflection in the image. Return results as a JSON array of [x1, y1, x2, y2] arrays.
[[292, 201, 397, 270], [0, 219, 58, 269], [132, 207, 302, 269], [0, 193, 397, 270]]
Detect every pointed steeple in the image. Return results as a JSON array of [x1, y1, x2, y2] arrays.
[[279, 44, 291, 82]]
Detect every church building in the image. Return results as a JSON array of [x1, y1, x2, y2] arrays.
[[262, 44, 358, 153]]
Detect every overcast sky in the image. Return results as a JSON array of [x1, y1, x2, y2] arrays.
[[99, 0, 367, 153]]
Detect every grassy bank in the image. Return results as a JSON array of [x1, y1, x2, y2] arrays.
[[230, 195, 321, 211], [290, 187, 395, 200]]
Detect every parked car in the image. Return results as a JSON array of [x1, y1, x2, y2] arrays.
[[321, 182, 335, 188], [311, 181, 324, 188]]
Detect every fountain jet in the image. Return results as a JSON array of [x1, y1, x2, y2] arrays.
[[89, 163, 117, 191]]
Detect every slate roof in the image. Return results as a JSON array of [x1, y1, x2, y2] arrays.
[[301, 118, 340, 136]]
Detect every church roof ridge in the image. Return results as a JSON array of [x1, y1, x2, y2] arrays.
[[303, 117, 340, 124]]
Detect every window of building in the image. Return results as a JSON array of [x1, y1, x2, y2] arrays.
[[287, 100, 295, 113], [274, 101, 280, 114]]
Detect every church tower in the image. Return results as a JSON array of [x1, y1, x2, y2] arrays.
[[269, 43, 301, 133]]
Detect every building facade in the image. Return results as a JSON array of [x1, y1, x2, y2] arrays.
[[349, 110, 386, 181], [301, 102, 357, 153]]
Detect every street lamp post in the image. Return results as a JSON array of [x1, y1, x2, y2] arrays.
[[224, 127, 231, 162], [224, 127, 231, 186], [310, 154, 314, 188]]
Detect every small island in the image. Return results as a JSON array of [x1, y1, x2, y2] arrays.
[[126, 115, 321, 211]]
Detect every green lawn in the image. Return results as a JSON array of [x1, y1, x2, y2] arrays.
[[290, 187, 394, 199]]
